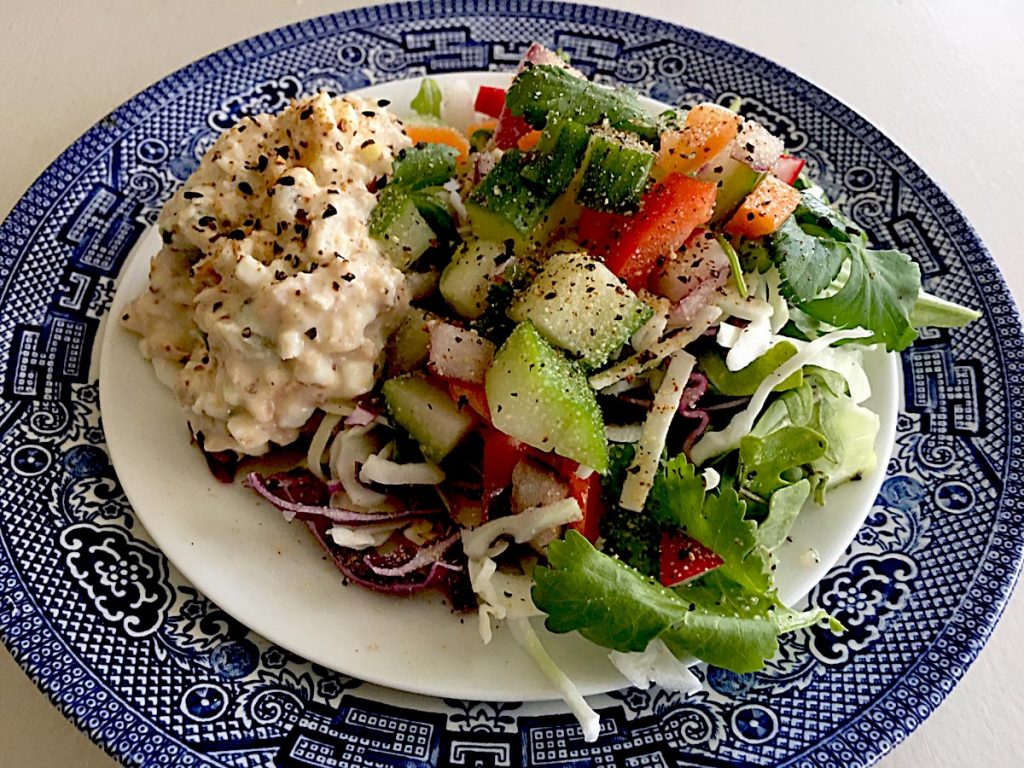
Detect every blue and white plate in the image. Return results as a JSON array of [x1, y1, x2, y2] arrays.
[[1, 3, 1021, 766]]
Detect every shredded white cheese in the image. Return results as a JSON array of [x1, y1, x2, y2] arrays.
[[619, 351, 696, 512], [590, 306, 719, 391]]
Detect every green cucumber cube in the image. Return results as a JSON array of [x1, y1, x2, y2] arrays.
[[369, 187, 436, 270], [383, 374, 476, 463], [576, 127, 655, 213], [485, 322, 608, 473], [439, 238, 508, 319], [467, 150, 557, 242], [508, 251, 651, 368]]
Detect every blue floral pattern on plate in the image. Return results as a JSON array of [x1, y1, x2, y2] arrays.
[[0, 2, 1021, 766]]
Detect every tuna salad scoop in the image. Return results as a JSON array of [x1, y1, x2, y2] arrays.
[[122, 92, 412, 455]]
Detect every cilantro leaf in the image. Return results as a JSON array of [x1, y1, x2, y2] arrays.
[[804, 246, 921, 351], [792, 193, 865, 243], [662, 572, 834, 673], [532, 532, 839, 672], [772, 216, 852, 301], [533, 530, 688, 652], [651, 456, 771, 594]]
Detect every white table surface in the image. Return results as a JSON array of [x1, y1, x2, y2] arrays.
[[1, 1, 1022, 765]]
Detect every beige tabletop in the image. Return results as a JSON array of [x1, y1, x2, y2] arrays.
[[1, 1, 1023, 766]]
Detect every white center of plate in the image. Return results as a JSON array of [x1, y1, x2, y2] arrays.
[[100, 73, 898, 702]]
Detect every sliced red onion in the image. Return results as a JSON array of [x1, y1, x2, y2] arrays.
[[679, 409, 711, 455], [305, 520, 456, 597], [680, 371, 708, 412], [244, 472, 426, 525], [364, 531, 462, 577]]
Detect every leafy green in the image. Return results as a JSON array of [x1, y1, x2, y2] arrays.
[[804, 247, 921, 351], [772, 216, 852, 301], [533, 531, 688, 652], [651, 456, 771, 594], [769, 191, 981, 351], [758, 479, 811, 550], [663, 572, 837, 673], [700, 342, 803, 397], [410, 77, 443, 119], [533, 534, 838, 672], [911, 290, 982, 328], [738, 426, 827, 499]]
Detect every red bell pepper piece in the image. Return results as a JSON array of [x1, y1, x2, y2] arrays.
[[602, 173, 717, 291], [568, 472, 605, 543], [577, 207, 633, 261], [447, 381, 491, 423], [493, 104, 534, 150], [659, 530, 724, 587], [483, 428, 528, 505], [474, 86, 506, 119], [772, 154, 805, 186]]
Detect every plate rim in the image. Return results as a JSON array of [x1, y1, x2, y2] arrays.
[[0, 2, 1021, 766]]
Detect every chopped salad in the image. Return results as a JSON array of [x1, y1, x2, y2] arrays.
[[136, 42, 980, 741]]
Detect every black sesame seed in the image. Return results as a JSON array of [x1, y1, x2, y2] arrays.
[[274, 146, 290, 160], [341, 273, 356, 282], [183, 190, 203, 200], [256, 155, 268, 172], [227, 229, 246, 240], [300, 106, 314, 120], [323, 204, 337, 219], [197, 215, 215, 227], [305, 327, 318, 340], [241, 327, 252, 338], [277, 176, 295, 186], [360, 139, 376, 149], [238, 181, 254, 195]]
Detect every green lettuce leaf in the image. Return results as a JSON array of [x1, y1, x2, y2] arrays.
[[772, 216, 852, 301], [699, 342, 803, 396], [410, 77, 443, 119], [738, 426, 828, 499]]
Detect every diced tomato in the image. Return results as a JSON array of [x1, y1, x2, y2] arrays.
[[568, 471, 605, 543], [659, 531, 724, 587], [772, 154, 805, 186], [404, 124, 471, 164], [474, 86, 506, 118], [724, 175, 802, 239], [483, 428, 528, 503], [446, 380, 491, 423], [602, 174, 717, 291], [493, 104, 534, 150]]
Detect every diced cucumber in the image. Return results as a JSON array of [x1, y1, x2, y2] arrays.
[[387, 309, 432, 374], [694, 153, 764, 226], [440, 238, 508, 319], [383, 374, 476, 463], [368, 187, 436, 270], [391, 143, 459, 189], [576, 128, 655, 213], [467, 150, 558, 242], [520, 119, 590, 194], [485, 322, 608, 472], [508, 251, 651, 368], [505, 64, 658, 143]]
